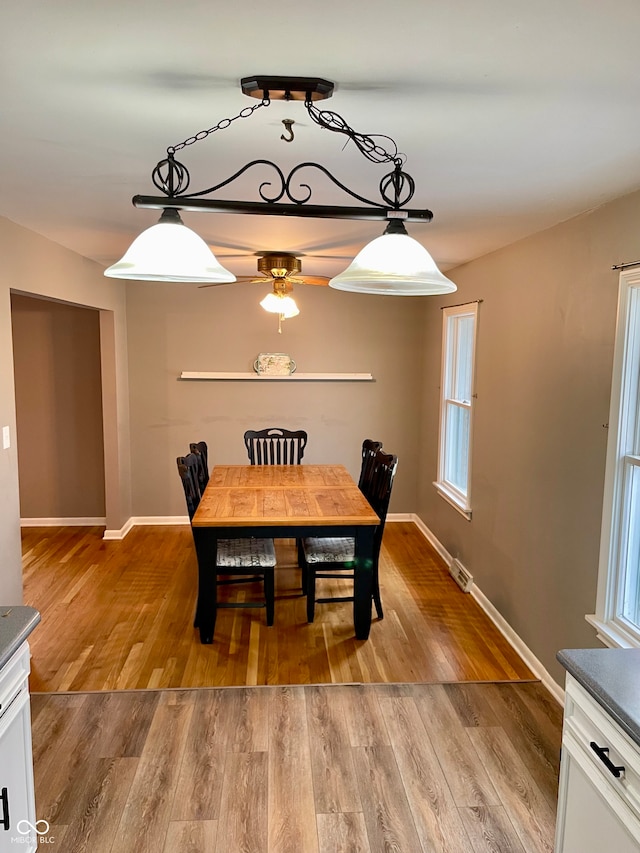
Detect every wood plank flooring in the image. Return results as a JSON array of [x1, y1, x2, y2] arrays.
[[30, 681, 562, 853], [21, 522, 534, 690], [22, 524, 560, 852]]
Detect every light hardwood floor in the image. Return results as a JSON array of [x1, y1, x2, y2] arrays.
[[30, 680, 562, 853], [22, 522, 534, 690], [23, 523, 561, 852]]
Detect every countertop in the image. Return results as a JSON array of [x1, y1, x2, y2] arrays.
[[558, 647, 640, 748], [0, 605, 40, 670]]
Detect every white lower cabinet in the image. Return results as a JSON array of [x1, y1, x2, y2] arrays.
[[0, 643, 36, 853], [555, 675, 640, 853]]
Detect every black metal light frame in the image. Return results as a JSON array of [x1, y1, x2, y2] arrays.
[[132, 75, 434, 225]]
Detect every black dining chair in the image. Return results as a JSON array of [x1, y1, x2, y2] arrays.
[[300, 448, 398, 623], [176, 452, 276, 631], [243, 427, 308, 465], [297, 438, 383, 594], [189, 440, 209, 490], [244, 428, 308, 588]]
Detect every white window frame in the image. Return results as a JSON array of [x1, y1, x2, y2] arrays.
[[434, 301, 478, 519], [587, 267, 640, 648]]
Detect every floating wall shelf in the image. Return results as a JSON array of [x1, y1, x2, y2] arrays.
[[180, 371, 374, 382]]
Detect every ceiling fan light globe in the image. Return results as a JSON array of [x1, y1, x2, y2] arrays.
[[104, 210, 236, 283], [329, 232, 456, 296], [260, 291, 299, 318], [282, 303, 300, 319]]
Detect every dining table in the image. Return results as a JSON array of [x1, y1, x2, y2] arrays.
[[190, 464, 381, 644]]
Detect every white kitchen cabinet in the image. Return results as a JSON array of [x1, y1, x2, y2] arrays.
[[555, 673, 640, 853], [0, 642, 37, 853]]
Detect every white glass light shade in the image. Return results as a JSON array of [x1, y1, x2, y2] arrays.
[[260, 291, 300, 318], [104, 209, 236, 283], [329, 230, 456, 296]]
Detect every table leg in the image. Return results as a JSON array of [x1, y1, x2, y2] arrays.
[[353, 526, 375, 640], [191, 528, 218, 644]]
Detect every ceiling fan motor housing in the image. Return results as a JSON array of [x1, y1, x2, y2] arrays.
[[257, 253, 301, 278]]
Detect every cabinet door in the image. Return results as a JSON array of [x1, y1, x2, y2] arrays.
[[0, 690, 36, 853], [556, 738, 640, 853]]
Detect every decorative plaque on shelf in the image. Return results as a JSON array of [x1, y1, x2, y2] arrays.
[[253, 353, 297, 376]]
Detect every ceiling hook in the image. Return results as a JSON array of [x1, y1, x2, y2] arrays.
[[281, 119, 295, 143]]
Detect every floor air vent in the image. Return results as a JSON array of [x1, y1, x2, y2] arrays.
[[449, 558, 473, 593]]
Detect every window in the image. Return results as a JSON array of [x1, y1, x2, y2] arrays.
[[435, 302, 478, 518], [588, 268, 640, 647]]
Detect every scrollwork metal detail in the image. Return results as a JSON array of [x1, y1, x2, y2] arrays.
[[380, 167, 415, 208], [152, 156, 190, 196], [151, 156, 415, 210]]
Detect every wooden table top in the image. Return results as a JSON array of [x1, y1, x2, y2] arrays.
[[192, 464, 380, 528]]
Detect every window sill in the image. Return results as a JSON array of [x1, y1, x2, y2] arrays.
[[585, 614, 640, 649], [433, 482, 472, 520]]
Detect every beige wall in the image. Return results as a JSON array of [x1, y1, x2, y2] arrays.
[[418, 188, 640, 683], [0, 216, 130, 603], [125, 280, 426, 516], [11, 294, 105, 519]]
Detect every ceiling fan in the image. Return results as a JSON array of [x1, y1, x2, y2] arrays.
[[199, 251, 330, 288], [200, 251, 330, 331]]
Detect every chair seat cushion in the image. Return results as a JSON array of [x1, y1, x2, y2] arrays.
[[302, 537, 355, 564], [217, 538, 276, 568]]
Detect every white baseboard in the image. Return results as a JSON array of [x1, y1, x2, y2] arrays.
[[409, 514, 453, 566], [470, 584, 565, 705], [387, 513, 414, 522], [103, 516, 188, 540], [21, 516, 106, 527], [103, 517, 135, 540], [409, 513, 565, 706], [102, 514, 412, 540], [131, 515, 189, 526]]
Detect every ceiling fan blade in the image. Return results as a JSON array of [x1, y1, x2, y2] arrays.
[[266, 274, 330, 286], [298, 275, 331, 286], [197, 281, 236, 289], [198, 276, 265, 288], [299, 254, 353, 260]]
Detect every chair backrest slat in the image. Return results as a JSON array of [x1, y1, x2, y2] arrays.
[[189, 441, 209, 492], [176, 453, 202, 520], [362, 449, 398, 556], [244, 428, 308, 465], [358, 439, 383, 491]]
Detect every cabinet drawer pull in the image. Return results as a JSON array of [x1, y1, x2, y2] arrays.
[[1, 787, 9, 831], [590, 741, 625, 778]]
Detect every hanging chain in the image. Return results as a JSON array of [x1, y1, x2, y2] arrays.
[[304, 97, 405, 168], [167, 98, 270, 154], [168, 94, 402, 164]]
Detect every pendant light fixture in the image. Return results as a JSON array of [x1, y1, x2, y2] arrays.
[[112, 75, 455, 297], [329, 219, 456, 295], [104, 209, 235, 283]]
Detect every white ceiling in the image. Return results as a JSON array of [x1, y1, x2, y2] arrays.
[[3, 1, 640, 280]]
